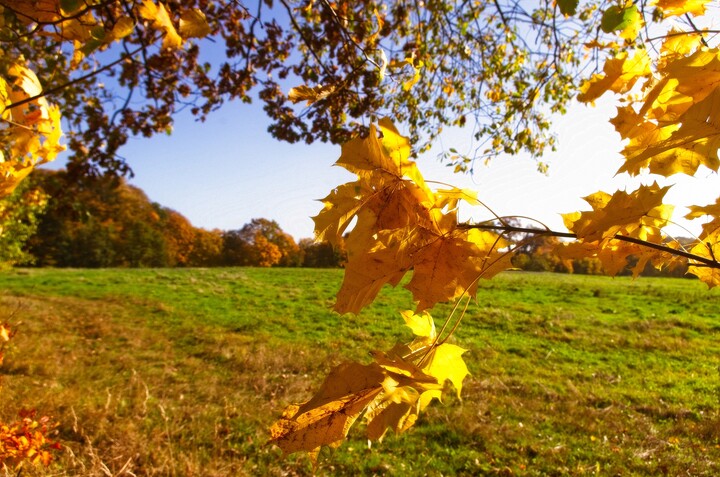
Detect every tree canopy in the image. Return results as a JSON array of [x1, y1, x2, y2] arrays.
[[1, 0, 604, 180]]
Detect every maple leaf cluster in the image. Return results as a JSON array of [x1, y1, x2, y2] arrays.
[[269, 310, 468, 460], [570, 0, 720, 286], [0, 411, 60, 470], [0, 64, 64, 198], [313, 118, 512, 314]]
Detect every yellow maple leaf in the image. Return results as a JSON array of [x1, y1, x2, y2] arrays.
[[620, 88, 720, 176], [659, 29, 703, 69], [687, 229, 720, 287], [434, 188, 481, 211], [333, 228, 421, 314], [1, 64, 65, 198], [405, 229, 509, 311], [610, 106, 655, 140], [578, 50, 651, 103], [685, 196, 720, 240], [270, 389, 381, 456], [312, 182, 367, 244], [565, 183, 673, 243], [364, 352, 442, 440], [652, 0, 711, 17], [663, 49, 720, 104], [138, 0, 182, 50], [269, 361, 385, 455], [422, 343, 469, 398], [179, 8, 211, 39], [400, 310, 436, 340], [335, 119, 424, 188], [365, 399, 416, 441], [111, 16, 136, 41]]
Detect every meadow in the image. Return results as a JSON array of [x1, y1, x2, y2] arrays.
[[0, 268, 719, 476]]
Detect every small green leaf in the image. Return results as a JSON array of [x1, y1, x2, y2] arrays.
[[601, 5, 639, 34], [557, 0, 579, 16], [60, 0, 83, 14]]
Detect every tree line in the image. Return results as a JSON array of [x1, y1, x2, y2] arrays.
[[0, 168, 689, 278], [4, 169, 346, 269]]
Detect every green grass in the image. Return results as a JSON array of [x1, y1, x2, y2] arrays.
[[1, 268, 719, 475]]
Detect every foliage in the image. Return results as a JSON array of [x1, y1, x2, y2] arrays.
[[0, 180, 47, 268], [222, 218, 302, 267], [19, 170, 319, 268], [26, 170, 170, 267], [0, 0, 601, 178], [0, 411, 59, 470], [298, 238, 346, 268]]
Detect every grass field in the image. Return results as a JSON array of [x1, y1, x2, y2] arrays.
[[1, 268, 719, 476]]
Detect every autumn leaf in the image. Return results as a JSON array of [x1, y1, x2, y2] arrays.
[[563, 183, 674, 244], [401, 57, 423, 91], [179, 8, 211, 39], [555, 239, 671, 277], [1, 64, 65, 198], [138, 0, 182, 50], [687, 229, 720, 287], [663, 49, 720, 105], [317, 119, 517, 313], [652, 0, 712, 17], [422, 343, 469, 398], [405, 229, 509, 311], [658, 29, 703, 68], [333, 228, 420, 314], [0, 323, 11, 342], [400, 309, 435, 340], [270, 390, 382, 457], [557, 0, 580, 16], [577, 50, 651, 103], [685, 196, 720, 239], [620, 88, 720, 176], [288, 84, 336, 105], [111, 16, 136, 41], [269, 335, 458, 456], [269, 361, 385, 455]]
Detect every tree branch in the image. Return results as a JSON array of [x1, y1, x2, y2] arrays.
[[460, 223, 720, 269], [4, 44, 146, 112]]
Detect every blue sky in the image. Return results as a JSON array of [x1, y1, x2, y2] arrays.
[[43, 89, 720, 241]]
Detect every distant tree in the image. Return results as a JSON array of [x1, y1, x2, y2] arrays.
[[156, 208, 197, 266], [221, 229, 252, 266], [253, 233, 282, 267], [511, 234, 568, 273], [299, 238, 346, 268], [223, 218, 300, 267], [189, 228, 224, 267]]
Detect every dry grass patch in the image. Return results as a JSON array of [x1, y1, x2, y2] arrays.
[[0, 294, 330, 476]]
